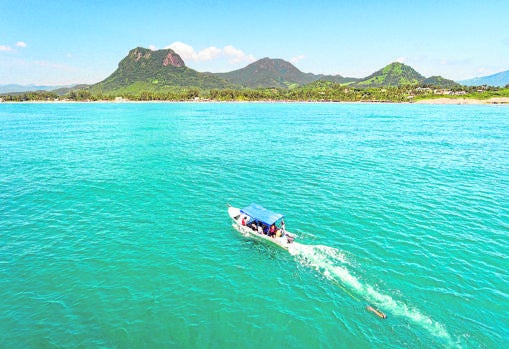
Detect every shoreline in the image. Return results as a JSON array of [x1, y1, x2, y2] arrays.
[[2, 97, 509, 105], [414, 97, 509, 105]]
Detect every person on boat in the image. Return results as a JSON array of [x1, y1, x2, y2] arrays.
[[257, 224, 263, 234], [269, 224, 276, 237], [281, 219, 285, 234], [241, 216, 247, 226]]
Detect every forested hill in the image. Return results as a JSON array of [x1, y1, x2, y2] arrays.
[[355, 62, 425, 87], [213, 57, 355, 88], [214, 58, 315, 88], [89, 47, 234, 94], [420, 76, 460, 88]]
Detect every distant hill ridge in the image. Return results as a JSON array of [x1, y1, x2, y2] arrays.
[[459, 70, 509, 87], [0, 84, 70, 94]]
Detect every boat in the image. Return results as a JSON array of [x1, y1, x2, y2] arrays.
[[228, 203, 295, 250]]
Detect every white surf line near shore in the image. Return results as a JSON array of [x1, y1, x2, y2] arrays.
[[288, 243, 453, 344]]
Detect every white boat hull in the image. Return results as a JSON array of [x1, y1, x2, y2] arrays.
[[228, 206, 294, 250]]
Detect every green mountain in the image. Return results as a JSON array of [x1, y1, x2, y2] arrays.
[[419, 76, 460, 88], [214, 58, 316, 88], [90, 47, 234, 94], [214, 57, 355, 88], [356, 62, 425, 87]]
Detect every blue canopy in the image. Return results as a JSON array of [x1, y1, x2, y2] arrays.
[[240, 203, 284, 226]]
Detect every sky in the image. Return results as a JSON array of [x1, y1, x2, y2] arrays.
[[1, 0, 508, 85]]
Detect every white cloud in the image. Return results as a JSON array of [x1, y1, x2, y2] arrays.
[[199, 46, 222, 61], [166, 42, 197, 60], [223, 45, 244, 61], [290, 55, 305, 64], [166, 41, 255, 64], [0, 45, 14, 52], [0, 41, 27, 53], [395, 57, 407, 63], [223, 45, 255, 63], [148, 44, 157, 51], [166, 41, 222, 62]]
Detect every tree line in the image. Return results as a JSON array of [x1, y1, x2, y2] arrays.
[[1, 83, 507, 102]]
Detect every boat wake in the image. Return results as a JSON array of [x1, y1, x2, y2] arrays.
[[287, 242, 452, 344]]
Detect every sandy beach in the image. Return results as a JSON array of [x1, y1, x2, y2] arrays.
[[415, 97, 509, 104]]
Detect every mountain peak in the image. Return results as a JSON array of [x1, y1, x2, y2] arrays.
[[126, 47, 185, 68], [215, 57, 317, 88], [356, 62, 425, 87], [245, 57, 303, 75]]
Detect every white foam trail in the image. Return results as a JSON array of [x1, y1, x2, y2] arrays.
[[288, 242, 453, 344]]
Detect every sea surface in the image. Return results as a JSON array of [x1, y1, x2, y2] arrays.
[[1, 102, 508, 348]]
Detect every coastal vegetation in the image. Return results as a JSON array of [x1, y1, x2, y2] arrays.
[[2, 83, 508, 103]]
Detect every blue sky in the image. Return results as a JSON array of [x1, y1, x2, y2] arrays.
[[1, 0, 508, 85]]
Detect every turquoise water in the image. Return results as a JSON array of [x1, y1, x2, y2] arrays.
[[1, 102, 507, 348]]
